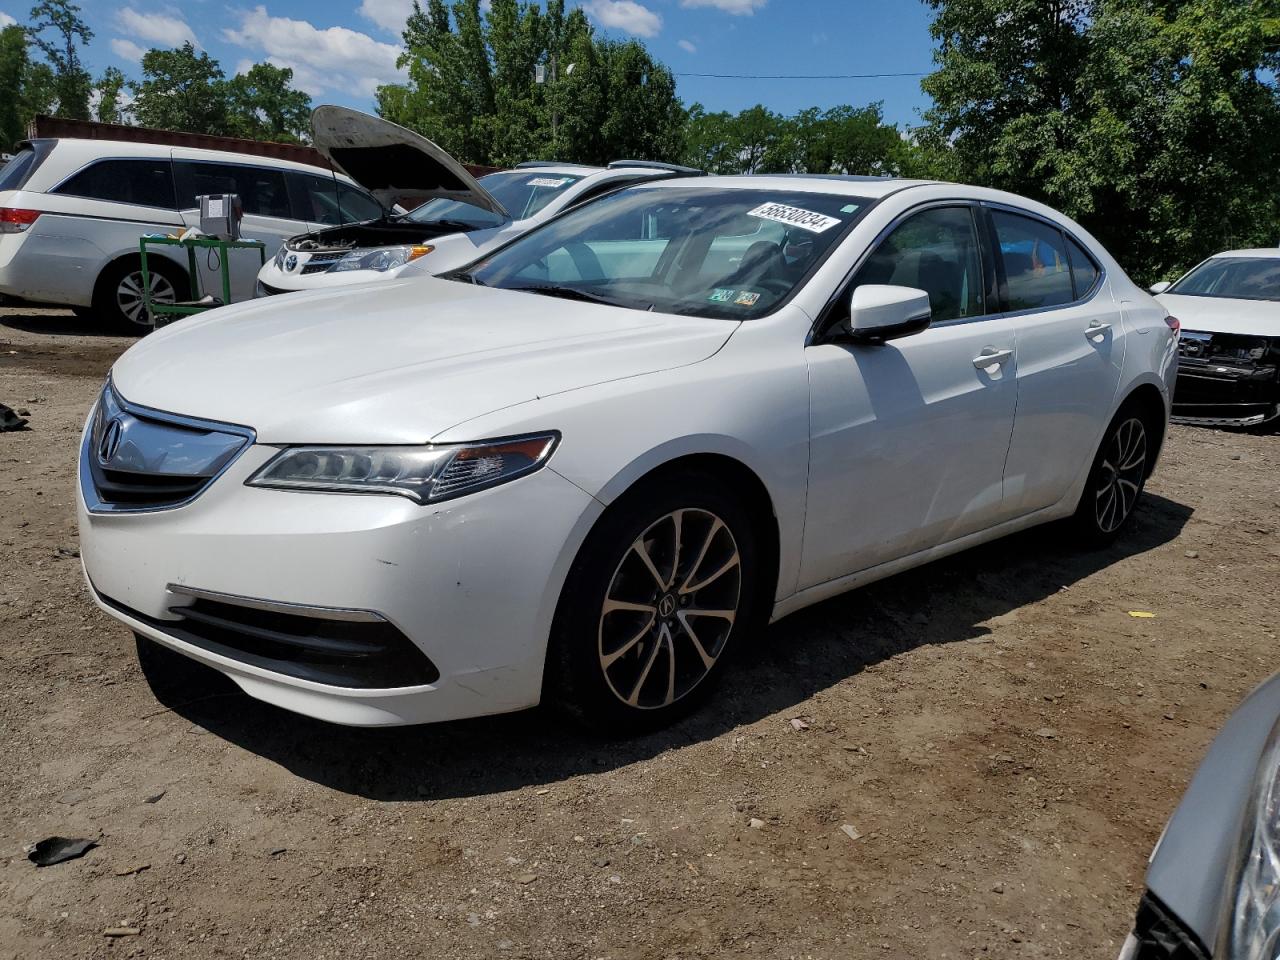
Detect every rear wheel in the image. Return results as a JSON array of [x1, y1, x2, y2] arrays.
[[1070, 408, 1152, 545], [546, 473, 759, 733], [93, 259, 186, 334]]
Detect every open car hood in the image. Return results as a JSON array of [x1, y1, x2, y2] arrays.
[[310, 105, 507, 217]]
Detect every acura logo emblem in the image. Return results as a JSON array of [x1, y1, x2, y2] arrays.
[[98, 417, 124, 464], [658, 594, 677, 618]]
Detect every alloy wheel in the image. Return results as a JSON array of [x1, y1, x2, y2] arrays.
[[598, 508, 742, 710], [1095, 417, 1147, 533], [116, 270, 176, 327]]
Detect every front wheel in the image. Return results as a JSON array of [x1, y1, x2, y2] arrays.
[[1070, 409, 1151, 545], [546, 473, 760, 733], [93, 259, 186, 334]]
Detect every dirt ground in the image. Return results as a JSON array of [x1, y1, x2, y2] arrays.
[[1, 306, 1277, 960]]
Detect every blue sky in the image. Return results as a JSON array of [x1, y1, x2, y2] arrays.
[[6, 0, 936, 128]]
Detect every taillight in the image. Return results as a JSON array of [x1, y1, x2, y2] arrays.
[[1164, 315, 1181, 336], [0, 207, 41, 233]]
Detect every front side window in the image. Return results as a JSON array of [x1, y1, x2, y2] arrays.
[[992, 210, 1074, 310], [853, 206, 986, 322], [54, 158, 176, 209], [174, 161, 292, 219], [456, 187, 869, 319], [290, 173, 382, 225], [1169, 257, 1280, 301]]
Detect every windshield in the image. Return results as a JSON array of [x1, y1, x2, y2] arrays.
[[1169, 257, 1280, 301], [452, 186, 869, 319], [406, 170, 585, 230]]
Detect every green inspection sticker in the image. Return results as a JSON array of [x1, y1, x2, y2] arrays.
[[708, 288, 736, 303]]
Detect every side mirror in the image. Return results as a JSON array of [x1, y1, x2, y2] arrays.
[[1149, 281, 1172, 295], [842, 285, 932, 343]]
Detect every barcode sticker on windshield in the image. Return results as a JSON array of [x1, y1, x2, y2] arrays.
[[528, 177, 571, 188], [747, 202, 842, 233]]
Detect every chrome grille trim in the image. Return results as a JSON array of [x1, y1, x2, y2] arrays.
[[165, 584, 387, 624], [80, 380, 257, 515]]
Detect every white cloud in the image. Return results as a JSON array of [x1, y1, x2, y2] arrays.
[[677, 39, 696, 53], [580, 0, 662, 38], [222, 6, 405, 98], [0, 12, 15, 27], [358, 0, 414, 35], [114, 8, 198, 48], [110, 38, 147, 63], [680, 0, 766, 14]]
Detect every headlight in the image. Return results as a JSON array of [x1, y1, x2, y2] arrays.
[[245, 433, 559, 503], [273, 244, 287, 270], [330, 245, 434, 273], [1221, 717, 1280, 960]]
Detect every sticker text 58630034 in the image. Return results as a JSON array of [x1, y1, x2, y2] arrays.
[[747, 202, 842, 234]]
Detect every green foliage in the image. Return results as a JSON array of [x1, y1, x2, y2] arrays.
[[27, 0, 92, 119], [922, 0, 1280, 282], [379, 0, 683, 165], [227, 63, 312, 142], [93, 66, 126, 124], [0, 25, 29, 148], [682, 101, 919, 176], [130, 44, 312, 142]]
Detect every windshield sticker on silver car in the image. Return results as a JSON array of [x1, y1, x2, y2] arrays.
[[527, 177, 572, 188], [708, 288, 737, 303], [747, 202, 842, 234]]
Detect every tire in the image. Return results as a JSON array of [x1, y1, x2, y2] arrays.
[[93, 258, 187, 335], [545, 471, 760, 734], [70, 305, 94, 321], [134, 633, 222, 707], [1068, 405, 1154, 546]]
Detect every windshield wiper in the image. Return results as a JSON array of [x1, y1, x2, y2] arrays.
[[510, 284, 626, 307]]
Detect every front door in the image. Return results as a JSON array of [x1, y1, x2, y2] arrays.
[[801, 204, 1019, 588]]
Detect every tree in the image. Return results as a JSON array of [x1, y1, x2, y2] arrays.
[[0, 25, 29, 148], [93, 66, 127, 124], [921, 0, 1280, 282], [27, 0, 92, 119], [130, 43, 230, 135], [227, 63, 312, 142], [380, 0, 683, 165]]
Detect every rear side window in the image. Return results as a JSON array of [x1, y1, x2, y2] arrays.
[[991, 210, 1074, 310], [289, 173, 383, 225], [1065, 236, 1101, 298], [174, 161, 292, 219], [53, 158, 176, 209]]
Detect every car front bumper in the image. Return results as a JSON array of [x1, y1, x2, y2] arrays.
[[78, 429, 603, 726], [1172, 344, 1280, 427], [255, 260, 400, 296]]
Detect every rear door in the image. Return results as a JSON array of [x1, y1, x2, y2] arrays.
[[172, 155, 306, 301], [985, 206, 1125, 518]]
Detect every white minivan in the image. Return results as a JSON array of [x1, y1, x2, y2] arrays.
[[0, 138, 381, 331]]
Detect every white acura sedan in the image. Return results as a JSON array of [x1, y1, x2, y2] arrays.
[[78, 176, 1179, 730]]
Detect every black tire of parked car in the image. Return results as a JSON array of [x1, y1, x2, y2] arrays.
[[545, 471, 761, 734], [1069, 401, 1157, 547], [93, 258, 189, 335]]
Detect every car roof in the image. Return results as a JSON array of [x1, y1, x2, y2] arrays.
[[630, 174, 941, 198], [41, 137, 350, 179], [1206, 248, 1280, 260]]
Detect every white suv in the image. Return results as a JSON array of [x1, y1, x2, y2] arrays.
[[0, 137, 379, 331]]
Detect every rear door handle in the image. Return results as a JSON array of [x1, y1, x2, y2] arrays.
[[972, 347, 1013, 369], [1086, 320, 1112, 337]]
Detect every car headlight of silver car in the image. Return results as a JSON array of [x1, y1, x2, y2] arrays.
[[246, 433, 559, 503], [330, 245, 434, 273], [1221, 717, 1280, 960]]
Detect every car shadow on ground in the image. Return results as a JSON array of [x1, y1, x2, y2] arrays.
[[157, 493, 1193, 801], [0, 306, 116, 337]]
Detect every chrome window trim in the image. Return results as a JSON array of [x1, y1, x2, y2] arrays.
[[165, 584, 388, 623], [79, 379, 257, 516]]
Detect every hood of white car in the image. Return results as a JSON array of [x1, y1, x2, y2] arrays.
[[110, 279, 738, 444], [1156, 293, 1280, 337], [310, 105, 507, 216]]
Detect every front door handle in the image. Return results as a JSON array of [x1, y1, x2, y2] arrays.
[[1086, 320, 1113, 337], [972, 347, 1013, 369]]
